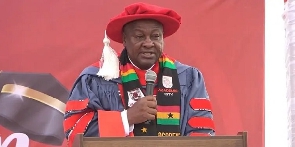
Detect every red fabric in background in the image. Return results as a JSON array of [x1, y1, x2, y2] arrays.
[[0, 1, 264, 147]]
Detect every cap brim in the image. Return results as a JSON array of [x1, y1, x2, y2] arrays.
[[0, 72, 68, 146], [106, 14, 180, 43]]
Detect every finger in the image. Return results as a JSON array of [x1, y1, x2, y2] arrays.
[[146, 96, 156, 101], [153, 96, 157, 102], [147, 108, 157, 115], [147, 101, 157, 108], [146, 113, 156, 120]]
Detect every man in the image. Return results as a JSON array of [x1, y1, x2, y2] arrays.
[[63, 2, 215, 147]]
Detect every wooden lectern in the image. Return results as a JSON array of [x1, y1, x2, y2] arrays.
[[73, 132, 247, 147]]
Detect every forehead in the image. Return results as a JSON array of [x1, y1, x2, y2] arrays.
[[123, 19, 163, 31]]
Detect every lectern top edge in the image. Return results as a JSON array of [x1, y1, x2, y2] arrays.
[[73, 131, 248, 147], [82, 135, 243, 141]]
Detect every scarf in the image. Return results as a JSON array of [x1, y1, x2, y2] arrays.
[[119, 49, 181, 136]]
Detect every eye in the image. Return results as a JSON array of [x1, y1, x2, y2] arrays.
[[152, 34, 161, 40], [135, 34, 144, 38]]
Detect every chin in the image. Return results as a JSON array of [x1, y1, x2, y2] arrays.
[[137, 58, 158, 69], [139, 63, 155, 70]]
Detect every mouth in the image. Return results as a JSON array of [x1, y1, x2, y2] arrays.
[[140, 52, 155, 58]]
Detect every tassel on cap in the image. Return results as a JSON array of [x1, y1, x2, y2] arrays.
[[97, 30, 119, 81]]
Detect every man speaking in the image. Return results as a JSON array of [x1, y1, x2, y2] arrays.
[[63, 2, 215, 147]]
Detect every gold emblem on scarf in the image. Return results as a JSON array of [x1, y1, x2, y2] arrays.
[[141, 127, 147, 133]]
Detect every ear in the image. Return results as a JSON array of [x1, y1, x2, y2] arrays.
[[122, 33, 127, 46]]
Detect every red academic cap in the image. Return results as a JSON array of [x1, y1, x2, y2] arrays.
[[106, 2, 182, 43]]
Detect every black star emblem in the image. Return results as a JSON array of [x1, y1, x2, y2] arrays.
[[167, 113, 173, 118]]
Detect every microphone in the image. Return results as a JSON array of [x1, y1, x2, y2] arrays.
[[144, 70, 157, 125], [145, 70, 157, 96]]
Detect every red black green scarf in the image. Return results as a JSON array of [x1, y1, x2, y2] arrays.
[[119, 49, 181, 136]]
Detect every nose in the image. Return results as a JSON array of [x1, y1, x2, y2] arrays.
[[142, 37, 154, 48]]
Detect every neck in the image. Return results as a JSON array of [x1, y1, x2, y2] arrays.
[[128, 56, 155, 70]]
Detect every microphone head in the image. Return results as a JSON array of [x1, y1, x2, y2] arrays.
[[145, 70, 157, 83]]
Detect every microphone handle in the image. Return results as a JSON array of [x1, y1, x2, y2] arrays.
[[145, 81, 156, 125], [146, 82, 155, 96]]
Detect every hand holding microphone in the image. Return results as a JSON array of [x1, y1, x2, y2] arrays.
[[127, 70, 157, 125]]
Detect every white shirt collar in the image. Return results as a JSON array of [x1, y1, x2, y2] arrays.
[[128, 56, 155, 71]]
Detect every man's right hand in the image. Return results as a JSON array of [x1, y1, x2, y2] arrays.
[[127, 96, 157, 125]]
